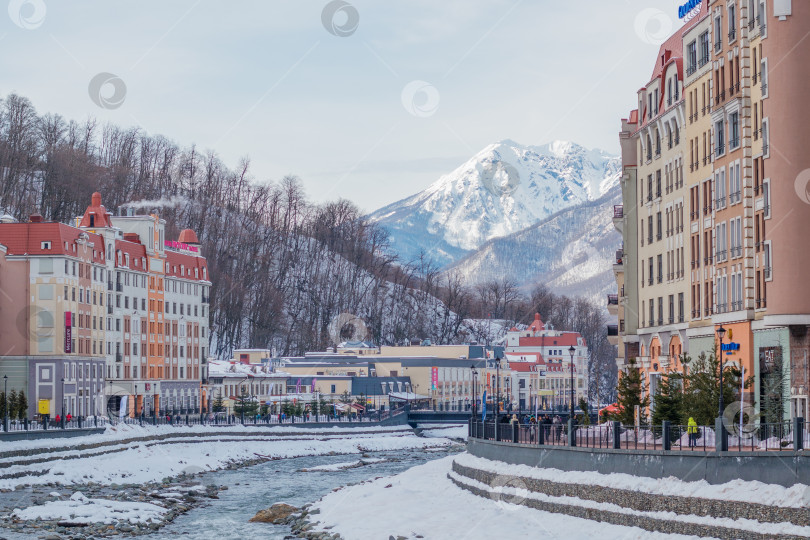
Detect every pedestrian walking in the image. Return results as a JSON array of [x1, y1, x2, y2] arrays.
[[553, 415, 562, 443], [687, 417, 698, 448]]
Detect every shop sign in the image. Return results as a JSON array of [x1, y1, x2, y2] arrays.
[[64, 312, 72, 353], [678, 0, 701, 19]]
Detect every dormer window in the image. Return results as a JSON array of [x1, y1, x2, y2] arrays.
[[41, 241, 51, 250]]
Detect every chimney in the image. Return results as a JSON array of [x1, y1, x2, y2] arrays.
[[127, 207, 134, 217], [29, 214, 43, 223]]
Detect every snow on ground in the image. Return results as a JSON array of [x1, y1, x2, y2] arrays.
[[418, 424, 468, 440], [454, 453, 810, 508], [448, 469, 810, 538], [309, 456, 707, 540], [0, 428, 454, 489], [11, 492, 167, 525], [0, 423, 412, 453]]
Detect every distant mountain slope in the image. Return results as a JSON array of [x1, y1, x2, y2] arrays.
[[367, 140, 621, 267], [444, 185, 622, 304]]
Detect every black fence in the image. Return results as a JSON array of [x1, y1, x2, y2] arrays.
[[469, 417, 809, 452], [0, 406, 410, 435]]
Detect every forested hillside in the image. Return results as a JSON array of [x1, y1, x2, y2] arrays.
[[0, 93, 616, 402]]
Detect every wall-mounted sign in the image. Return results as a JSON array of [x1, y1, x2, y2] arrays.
[[678, 0, 702, 19], [64, 312, 72, 353], [721, 342, 740, 354], [431, 367, 438, 389]]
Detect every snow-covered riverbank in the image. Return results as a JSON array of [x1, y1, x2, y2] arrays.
[[0, 425, 453, 489], [306, 456, 712, 540]]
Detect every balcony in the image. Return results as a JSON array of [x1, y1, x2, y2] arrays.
[[607, 294, 619, 316], [202, 295, 210, 304], [607, 324, 619, 346], [728, 29, 736, 42], [107, 281, 113, 291]]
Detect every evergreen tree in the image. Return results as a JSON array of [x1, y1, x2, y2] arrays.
[[0, 392, 6, 419], [614, 358, 649, 425], [680, 351, 744, 426], [7, 390, 18, 420], [212, 393, 225, 413], [15, 391, 27, 421], [578, 397, 590, 425], [234, 388, 258, 416], [651, 374, 683, 426]]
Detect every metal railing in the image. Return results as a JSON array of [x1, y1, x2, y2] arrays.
[[469, 418, 808, 453]]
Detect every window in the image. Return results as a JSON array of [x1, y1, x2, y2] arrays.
[[729, 162, 741, 204], [716, 168, 727, 209], [687, 40, 698, 74], [729, 112, 740, 149], [699, 31, 710, 66], [714, 16, 722, 51], [715, 119, 725, 157], [728, 4, 737, 42]]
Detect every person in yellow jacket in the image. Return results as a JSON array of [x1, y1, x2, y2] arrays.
[[687, 417, 698, 448]]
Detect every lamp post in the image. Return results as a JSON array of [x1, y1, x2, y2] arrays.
[[495, 357, 501, 422], [716, 325, 726, 417], [3, 375, 8, 432], [61, 377, 66, 428], [529, 383, 533, 417], [470, 365, 478, 417], [568, 345, 576, 419]]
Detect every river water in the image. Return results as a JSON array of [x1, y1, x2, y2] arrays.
[[1, 439, 462, 539], [162, 446, 460, 539]]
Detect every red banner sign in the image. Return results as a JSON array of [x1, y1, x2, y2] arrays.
[[431, 366, 438, 389]]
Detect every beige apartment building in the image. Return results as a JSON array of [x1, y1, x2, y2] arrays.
[[631, 24, 690, 404], [613, 0, 809, 420]]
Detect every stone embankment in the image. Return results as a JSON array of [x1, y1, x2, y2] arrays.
[[448, 458, 810, 540]]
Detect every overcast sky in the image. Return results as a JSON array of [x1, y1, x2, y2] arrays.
[[2, 0, 688, 212]]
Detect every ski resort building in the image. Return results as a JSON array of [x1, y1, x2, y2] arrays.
[[612, 0, 810, 421], [0, 193, 212, 418]]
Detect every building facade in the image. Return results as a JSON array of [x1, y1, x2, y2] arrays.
[[0, 192, 212, 418], [613, 0, 809, 421]]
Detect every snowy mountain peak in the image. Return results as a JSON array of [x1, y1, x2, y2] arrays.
[[368, 139, 620, 267]]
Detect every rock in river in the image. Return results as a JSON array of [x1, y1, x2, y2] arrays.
[[249, 502, 300, 524]]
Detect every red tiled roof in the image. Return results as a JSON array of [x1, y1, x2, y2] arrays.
[[528, 313, 544, 332], [628, 110, 639, 125], [508, 361, 544, 373], [78, 192, 114, 229], [0, 222, 105, 263], [165, 249, 208, 281], [178, 229, 199, 244], [517, 333, 583, 348], [115, 238, 147, 271]]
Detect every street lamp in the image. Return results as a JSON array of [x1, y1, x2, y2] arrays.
[[568, 345, 576, 418], [716, 325, 726, 417], [3, 375, 8, 431], [61, 377, 66, 428], [495, 357, 502, 422], [470, 365, 478, 417]]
